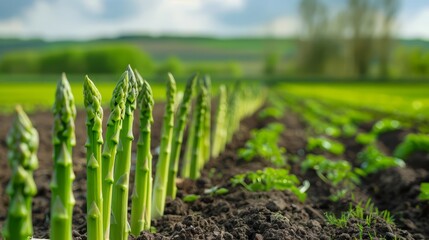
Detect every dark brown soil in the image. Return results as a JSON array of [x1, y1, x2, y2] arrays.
[[0, 104, 427, 240]]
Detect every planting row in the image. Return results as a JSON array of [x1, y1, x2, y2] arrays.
[[1, 66, 265, 240]]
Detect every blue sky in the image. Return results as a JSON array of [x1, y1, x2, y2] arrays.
[[0, 0, 428, 40]]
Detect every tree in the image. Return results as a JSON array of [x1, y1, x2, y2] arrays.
[[347, 0, 377, 77], [298, 0, 334, 74], [378, 0, 400, 78]]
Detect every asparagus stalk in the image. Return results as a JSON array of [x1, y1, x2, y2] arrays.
[[211, 85, 227, 158], [130, 79, 154, 236], [83, 76, 104, 240], [190, 85, 207, 180], [181, 101, 198, 178], [202, 75, 211, 163], [110, 66, 138, 240], [151, 73, 176, 219], [101, 73, 128, 239], [50, 74, 76, 240], [166, 73, 198, 199], [2, 106, 39, 240]]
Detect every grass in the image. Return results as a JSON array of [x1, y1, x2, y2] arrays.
[[282, 82, 429, 119]]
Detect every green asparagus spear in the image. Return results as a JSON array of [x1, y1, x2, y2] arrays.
[[130, 79, 154, 235], [152, 73, 176, 219], [110, 66, 138, 240], [50, 73, 77, 240], [2, 106, 39, 240], [84, 76, 104, 240], [166, 73, 198, 199], [101, 73, 128, 239], [202, 75, 211, 163], [211, 85, 227, 158], [190, 85, 207, 180]]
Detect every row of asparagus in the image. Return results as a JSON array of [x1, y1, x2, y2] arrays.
[[2, 65, 265, 240]]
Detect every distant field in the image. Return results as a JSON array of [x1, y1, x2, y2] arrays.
[[0, 74, 166, 113], [282, 82, 429, 120]]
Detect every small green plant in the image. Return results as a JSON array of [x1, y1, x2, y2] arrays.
[[238, 123, 286, 167], [372, 118, 401, 135], [325, 199, 395, 239], [152, 73, 176, 219], [204, 186, 229, 196], [393, 133, 429, 159], [183, 194, 200, 203], [259, 106, 284, 119], [83, 76, 104, 240], [302, 154, 361, 201], [302, 154, 360, 186], [2, 106, 39, 240], [50, 74, 76, 240], [357, 144, 404, 175], [418, 182, 429, 201], [306, 137, 345, 155], [356, 119, 402, 145], [231, 168, 308, 202], [130, 78, 154, 235]]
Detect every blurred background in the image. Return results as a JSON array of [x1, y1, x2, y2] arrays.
[[0, 0, 429, 111]]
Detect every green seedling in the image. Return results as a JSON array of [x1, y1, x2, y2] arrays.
[[307, 137, 345, 155], [183, 194, 200, 203], [418, 183, 429, 201], [393, 133, 429, 159], [231, 168, 308, 202], [358, 144, 404, 175], [238, 123, 286, 167], [204, 186, 229, 196], [302, 154, 360, 186], [325, 199, 395, 239], [372, 118, 401, 135]]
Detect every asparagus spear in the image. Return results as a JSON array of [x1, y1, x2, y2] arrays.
[[190, 84, 207, 180], [101, 73, 128, 239], [83, 76, 104, 240], [211, 85, 227, 158], [2, 106, 39, 240], [166, 73, 198, 199], [202, 75, 211, 163], [130, 79, 154, 235], [152, 73, 176, 219], [50, 73, 77, 240], [110, 66, 138, 240]]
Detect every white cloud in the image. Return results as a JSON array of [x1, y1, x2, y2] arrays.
[[252, 16, 299, 37], [0, 0, 247, 39], [399, 7, 429, 39], [0, 18, 24, 36]]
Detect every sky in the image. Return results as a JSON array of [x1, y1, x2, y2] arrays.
[[0, 0, 428, 40]]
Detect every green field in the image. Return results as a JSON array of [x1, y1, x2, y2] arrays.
[[282, 82, 429, 120], [0, 74, 166, 112]]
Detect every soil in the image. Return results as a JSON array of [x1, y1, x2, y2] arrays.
[[0, 103, 428, 240]]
